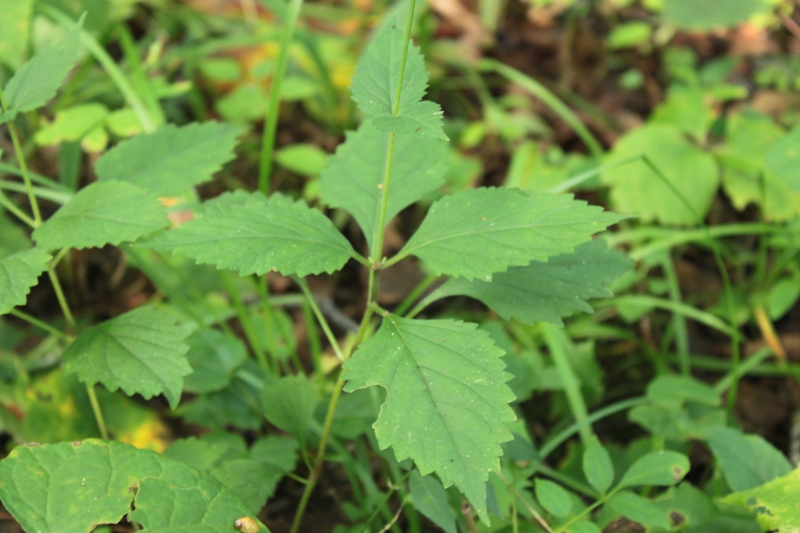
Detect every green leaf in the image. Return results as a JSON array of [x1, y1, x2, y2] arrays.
[[350, 21, 446, 140], [34, 103, 109, 146], [0, 0, 34, 70], [423, 239, 631, 325], [650, 86, 714, 141], [602, 124, 718, 225], [567, 522, 602, 533], [260, 374, 317, 443], [409, 471, 456, 533], [184, 329, 248, 394], [767, 277, 800, 320], [646, 374, 720, 408], [164, 437, 229, 471], [617, 451, 690, 489], [0, 17, 83, 125], [32, 181, 169, 251], [0, 247, 51, 315], [702, 426, 792, 491], [250, 436, 299, 473], [63, 306, 192, 409], [275, 144, 328, 176], [95, 122, 245, 197], [343, 315, 516, 522], [766, 127, 800, 192], [583, 435, 614, 494], [0, 439, 266, 533], [663, 0, 768, 30], [179, 363, 264, 431], [652, 484, 718, 528], [319, 121, 448, 250], [606, 490, 671, 530], [534, 478, 573, 518], [723, 466, 800, 533], [142, 193, 355, 277], [210, 459, 284, 515], [398, 188, 620, 281]]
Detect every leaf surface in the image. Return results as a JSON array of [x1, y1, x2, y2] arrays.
[[606, 491, 671, 530], [702, 426, 791, 491], [0, 0, 34, 70], [583, 435, 614, 494], [184, 329, 248, 394], [398, 188, 620, 280], [260, 375, 317, 443], [409, 471, 456, 533], [95, 122, 244, 197], [319, 122, 448, 250], [63, 306, 192, 409], [617, 451, 690, 489], [343, 315, 516, 521], [33, 181, 169, 250], [723, 467, 800, 533], [535, 478, 572, 517], [0, 247, 51, 315], [141, 194, 355, 277]]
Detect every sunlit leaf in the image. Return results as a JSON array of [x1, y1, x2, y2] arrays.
[[723, 466, 800, 532]]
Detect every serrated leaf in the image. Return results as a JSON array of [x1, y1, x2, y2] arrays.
[[210, 459, 284, 515], [0, 439, 266, 533], [583, 435, 614, 494], [398, 188, 620, 281], [350, 21, 446, 140], [0, 17, 83, 125], [702, 426, 791, 491], [319, 121, 448, 250], [606, 490, 671, 530], [95, 122, 245, 197], [32, 181, 169, 250], [184, 329, 248, 394], [410, 471, 457, 533], [535, 478, 573, 517], [141, 193, 355, 277], [0, 247, 51, 315], [723, 466, 800, 533], [260, 374, 317, 443], [343, 315, 516, 522], [617, 451, 690, 489], [63, 306, 192, 409], [423, 240, 631, 325]]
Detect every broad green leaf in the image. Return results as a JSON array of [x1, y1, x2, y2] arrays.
[[534, 478, 573, 517], [583, 435, 614, 494], [0, 211, 32, 257], [350, 21, 446, 140], [210, 458, 284, 514], [142, 194, 356, 277], [606, 490, 671, 530], [165, 437, 229, 471], [32, 181, 169, 250], [0, 0, 34, 70], [409, 471, 457, 533], [653, 484, 718, 528], [602, 124, 718, 225], [646, 374, 720, 408], [663, 0, 768, 30], [184, 329, 248, 394], [702, 426, 791, 491], [343, 315, 516, 522], [0, 17, 83, 125], [422, 239, 631, 325], [63, 306, 192, 409], [398, 188, 620, 281], [617, 451, 690, 489], [650, 86, 714, 141], [95, 122, 245, 197], [0, 247, 50, 315], [319, 122, 448, 250], [260, 374, 317, 443], [250, 436, 299, 473], [723, 467, 800, 533], [0, 439, 266, 533], [766, 127, 800, 192]]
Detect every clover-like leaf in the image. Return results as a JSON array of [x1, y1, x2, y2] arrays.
[[617, 451, 690, 489], [0, 247, 51, 315], [343, 315, 516, 522], [63, 306, 192, 409], [397, 188, 620, 281], [33, 181, 169, 250], [95, 122, 245, 197], [350, 20, 446, 140], [142, 193, 356, 277], [421, 239, 631, 324], [583, 435, 614, 495], [0, 17, 83, 125], [0, 439, 266, 533], [319, 121, 448, 250]]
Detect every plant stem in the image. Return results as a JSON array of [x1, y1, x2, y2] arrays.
[[218, 270, 272, 374], [9, 309, 72, 341], [85, 383, 109, 439], [258, 0, 305, 194], [0, 91, 42, 225], [0, 189, 36, 228], [660, 252, 690, 374], [296, 277, 345, 361]]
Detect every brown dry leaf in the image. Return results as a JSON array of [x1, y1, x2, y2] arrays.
[[730, 22, 777, 56]]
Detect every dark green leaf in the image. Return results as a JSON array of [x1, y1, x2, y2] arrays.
[[702, 426, 791, 491], [606, 490, 671, 530], [211, 459, 284, 514], [409, 471, 457, 533], [164, 437, 228, 471], [617, 451, 690, 489], [260, 374, 317, 443], [534, 478, 572, 518], [184, 329, 248, 394], [0, 247, 51, 315]]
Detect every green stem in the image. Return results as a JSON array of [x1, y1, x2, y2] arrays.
[[395, 272, 438, 316], [85, 383, 109, 439], [296, 277, 345, 361], [258, 0, 305, 193], [115, 22, 165, 126], [219, 270, 272, 374], [660, 252, 690, 374], [0, 91, 42, 225], [9, 309, 72, 341], [47, 266, 76, 333], [0, 180, 73, 204], [0, 189, 36, 227]]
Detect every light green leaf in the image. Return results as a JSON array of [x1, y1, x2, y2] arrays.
[[350, 21, 446, 140], [767, 277, 800, 320], [650, 86, 714, 141], [275, 144, 328, 176], [702, 426, 792, 492], [583, 435, 614, 494], [617, 451, 690, 489], [63, 306, 192, 409], [260, 374, 317, 443], [422, 239, 631, 325], [567, 522, 602, 533], [535, 478, 573, 518], [95, 122, 245, 197], [142, 193, 355, 277], [663, 0, 768, 30], [606, 490, 671, 530], [602, 125, 718, 225], [766, 127, 800, 192], [646, 374, 720, 408], [0, 17, 83, 125], [0, 247, 51, 315], [184, 329, 248, 394], [409, 471, 456, 533], [398, 188, 620, 281], [0, 439, 266, 533], [34, 103, 109, 146], [32, 181, 169, 251], [0, 0, 34, 70], [343, 315, 516, 522], [723, 466, 800, 533], [319, 121, 448, 250]]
